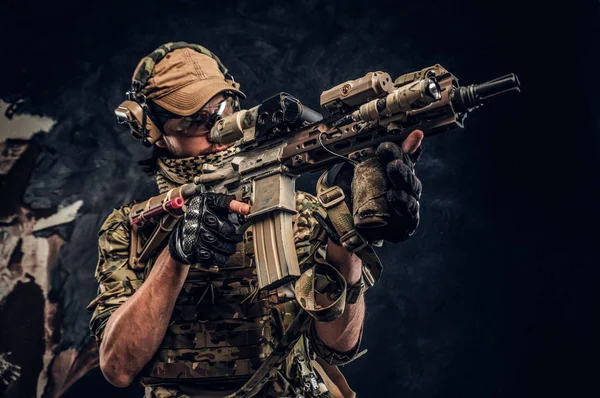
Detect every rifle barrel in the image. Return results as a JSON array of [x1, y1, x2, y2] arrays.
[[451, 73, 520, 111]]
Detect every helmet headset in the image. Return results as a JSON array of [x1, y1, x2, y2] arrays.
[[114, 42, 242, 147]]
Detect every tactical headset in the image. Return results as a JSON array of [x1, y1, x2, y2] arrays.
[[114, 42, 242, 147]]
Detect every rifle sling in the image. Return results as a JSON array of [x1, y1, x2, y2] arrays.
[[315, 171, 382, 287]]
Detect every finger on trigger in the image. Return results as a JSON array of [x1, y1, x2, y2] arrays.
[[401, 129, 424, 154], [229, 200, 250, 215]]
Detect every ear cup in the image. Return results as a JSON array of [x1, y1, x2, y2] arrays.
[[140, 105, 163, 146], [114, 100, 163, 147], [121, 42, 238, 147]]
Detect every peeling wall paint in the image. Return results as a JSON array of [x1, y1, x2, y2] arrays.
[[33, 201, 84, 232], [0, 208, 73, 397], [0, 100, 56, 142], [0, 110, 88, 396]]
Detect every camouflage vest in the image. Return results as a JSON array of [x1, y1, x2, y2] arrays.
[[140, 226, 312, 388], [138, 153, 332, 397]]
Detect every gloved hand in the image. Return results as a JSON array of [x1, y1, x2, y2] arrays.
[[350, 130, 424, 243], [169, 192, 244, 268]]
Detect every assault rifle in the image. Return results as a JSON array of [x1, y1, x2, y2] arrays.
[[127, 64, 520, 292]]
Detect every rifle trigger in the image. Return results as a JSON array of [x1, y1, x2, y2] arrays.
[[235, 219, 252, 236]]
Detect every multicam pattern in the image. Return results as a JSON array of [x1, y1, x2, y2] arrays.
[[132, 42, 229, 93], [87, 203, 144, 339], [146, 385, 191, 398], [87, 179, 333, 395], [294, 192, 322, 266]]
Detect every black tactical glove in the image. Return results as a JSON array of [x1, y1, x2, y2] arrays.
[[333, 141, 422, 243], [169, 192, 243, 268], [361, 141, 422, 242]]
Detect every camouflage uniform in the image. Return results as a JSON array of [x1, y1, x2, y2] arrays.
[[88, 153, 360, 398]]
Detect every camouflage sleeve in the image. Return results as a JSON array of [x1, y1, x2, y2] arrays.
[[87, 205, 145, 341], [294, 191, 366, 366], [293, 191, 323, 265]]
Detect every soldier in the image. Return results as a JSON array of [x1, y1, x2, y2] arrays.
[[88, 43, 423, 398]]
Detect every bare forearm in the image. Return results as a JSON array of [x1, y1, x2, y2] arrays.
[[314, 240, 365, 352], [99, 248, 189, 387], [314, 294, 364, 352]]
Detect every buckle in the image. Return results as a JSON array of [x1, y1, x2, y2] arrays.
[[317, 186, 345, 209], [339, 229, 368, 253]]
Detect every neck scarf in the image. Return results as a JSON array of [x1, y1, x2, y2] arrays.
[[154, 146, 240, 193]]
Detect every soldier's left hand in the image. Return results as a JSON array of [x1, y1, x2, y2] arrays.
[[352, 129, 424, 243]]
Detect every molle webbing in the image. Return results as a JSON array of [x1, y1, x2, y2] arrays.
[[144, 358, 263, 380], [144, 255, 302, 383], [171, 300, 273, 322], [155, 344, 274, 364], [161, 324, 274, 350]]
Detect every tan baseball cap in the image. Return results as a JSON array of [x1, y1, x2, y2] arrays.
[[133, 48, 246, 116]]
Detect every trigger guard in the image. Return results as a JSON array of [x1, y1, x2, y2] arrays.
[[235, 218, 252, 236]]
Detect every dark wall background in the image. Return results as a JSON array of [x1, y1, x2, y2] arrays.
[[1, 0, 598, 397]]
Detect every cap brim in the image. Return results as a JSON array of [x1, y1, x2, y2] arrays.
[[153, 78, 246, 116]]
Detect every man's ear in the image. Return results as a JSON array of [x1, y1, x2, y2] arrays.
[[155, 138, 167, 149]]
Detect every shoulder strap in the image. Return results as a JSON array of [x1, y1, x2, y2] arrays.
[[315, 171, 382, 287]]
